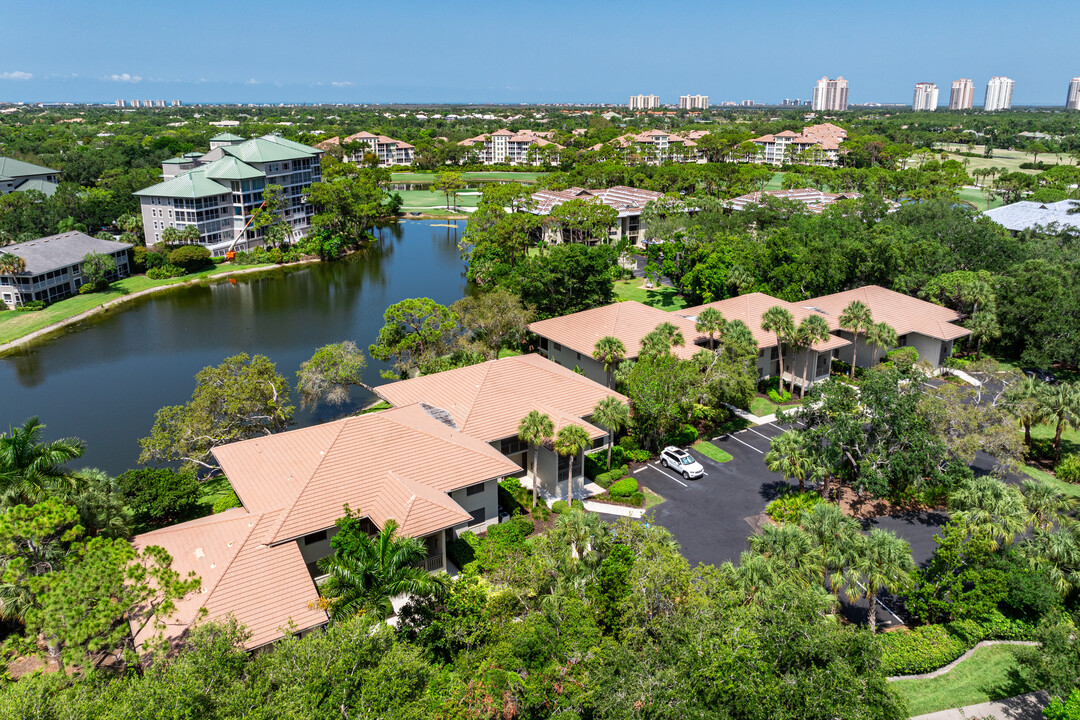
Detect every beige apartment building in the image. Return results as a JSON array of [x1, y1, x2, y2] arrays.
[[527, 185, 678, 246], [949, 79, 975, 110], [458, 129, 562, 165], [749, 122, 847, 166], [628, 94, 661, 110], [678, 94, 709, 110], [589, 129, 703, 165], [811, 76, 849, 111], [316, 131, 415, 166]]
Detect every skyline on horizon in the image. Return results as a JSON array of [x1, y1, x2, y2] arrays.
[[2, 0, 1078, 107]]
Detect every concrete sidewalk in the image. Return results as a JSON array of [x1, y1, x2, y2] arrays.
[[910, 690, 1048, 720]]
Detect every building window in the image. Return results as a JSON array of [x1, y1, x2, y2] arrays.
[[554, 343, 563, 352], [500, 437, 527, 455], [303, 530, 327, 545], [897, 335, 908, 346], [465, 482, 486, 496], [538, 337, 549, 351], [468, 507, 487, 526]]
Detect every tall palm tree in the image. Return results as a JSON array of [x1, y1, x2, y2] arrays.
[[764, 431, 813, 492], [554, 424, 591, 502], [695, 307, 726, 351], [949, 476, 1028, 549], [592, 336, 626, 389], [720, 319, 757, 361], [864, 321, 899, 366], [592, 396, 629, 471], [518, 410, 554, 508], [1005, 375, 1047, 449], [727, 266, 754, 296], [317, 519, 448, 622], [0, 417, 86, 506], [0, 253, 26, 277], [1038, 382, 1080, 465], [1020, 480, 1076, 531], [748, 523, 822, 584], [639, 322, 685, 359], [798, 502, 860, 591], [845, 528, 914, 631], [794, 315, 832, 397], [838, 300, 873, 379], [761, 306, 795, 391]]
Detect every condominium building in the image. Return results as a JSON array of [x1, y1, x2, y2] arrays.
[[984, 77, 1014, 111], [134, 133, 323, 254], [0, 156, 59, 196], [588, 129, 703, 165], [749, 122, 847, 166], [628, 94, 660, 111], [949, 79, 975, 110], [811, 76, 849, 111], [458, 129, 562, 166], [316, 131, 415, 166], [0, 232, 132, 308], [912, 82, 939, 111], [1067, 78, 1080, 110], [678, 94, 709, 110]]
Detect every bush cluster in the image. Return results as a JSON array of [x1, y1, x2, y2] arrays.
[[608, 477, 639, 498], [551, 500, 569, 514], [878, 613, 1036, 676], [15, 300, 46, 311], [765, 490, 823, 523], [168, 245, 212, 272], [594, 465, 628, 489], [1057, 454, 1080, 483], [146, 264, 188, 280], [212, 491, 241, 514], [663, 424, 699, 447]]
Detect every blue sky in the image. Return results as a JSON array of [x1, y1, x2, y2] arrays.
[[1, 0, 1077, 105]]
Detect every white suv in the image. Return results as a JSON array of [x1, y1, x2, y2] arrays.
[[660, 446, 704, 479]]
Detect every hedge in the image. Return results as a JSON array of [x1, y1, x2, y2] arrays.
[[551, 500, 569, 514], [571, 499, 584, 511], [609, 477, 639, 498], [878, 614, 1036, 676], [629, 491, 645, 507], [595, 465, 628, 489]]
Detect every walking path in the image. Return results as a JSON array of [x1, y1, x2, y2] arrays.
[[909, 690, 1048, 720]]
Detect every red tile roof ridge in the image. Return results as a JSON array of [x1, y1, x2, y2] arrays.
[[189, 511, 267, 614]]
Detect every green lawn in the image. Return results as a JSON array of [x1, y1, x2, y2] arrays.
[[396, 189, 480, 209], [1030, 422, 1080, 459], [763, 172, 785, 191], [692, 440, 732, 464], [391, 171, 547, 183], [498, 348, 523, 359], [749, 395, 803, 418], [0, 263, 273, 346], [890, 644, 1038, 717], [955, 185, 1003, 210], [613, 280, 691, 311], [934, 143, 1068, 175], [642, 486, 666, 510], [195, 476, 237, 514], [1022, 464, 1080, 500]]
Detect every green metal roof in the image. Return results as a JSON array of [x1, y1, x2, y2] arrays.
[[182, 152, 204, 160], [14, 178, 58, 197], [134, 169, 231, 199], [162, 157, 191, 164], [0, 156, 58, 179], [210, 132, 245, 142], [201, 156, 264, 181], [221, 135, 320, 164]]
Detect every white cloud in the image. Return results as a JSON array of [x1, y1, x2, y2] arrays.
[[245, 78, 261, 85], [106, 73, 142, 83], [331, 81, 353, 87], [0, 71, 33, 81]]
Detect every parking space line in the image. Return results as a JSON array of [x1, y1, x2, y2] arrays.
[[747, 427, 780, 442], [632, 465, 649, 474], [725, 433, 764, 454], [652, 464, 688, 487]]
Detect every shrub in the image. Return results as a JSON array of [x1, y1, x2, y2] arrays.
[[1057, 454, 1080, 483], [887, 346, 920, 370], [595, 465, 628, 489], [212, 491, 241, 514], [145, 250, 169, 269], [146, 264, 187, 280], [767, 387, 791, 403], [78, 283, 97, 294], [608, 477, 639, 498], [15, 300, 45, 311], [585, 453, 608, 480], [664, 424, 698, 447], [765, 489, 823, 523], [618, 435, 642, 452], [878, 624, 969, 676], [168, 244, 212, 272], [630, 491, 645, 507], [266, 247, 285, 264], [551, 500, 569, 514], [116, 467, 201, 530], [446, 531, 479, 569], [628, 448, 652, 463], [131, 245, 149, 273], [571, 499, 585, 511], [211, 256, 227, 264]]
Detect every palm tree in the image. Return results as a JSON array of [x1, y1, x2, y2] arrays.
[[764, 431, 813, 493], [793, 315, 832, 397], [720, 319, 757, 361], [838, 300, 873, 379], [845, 528, 914, 631], [592, 397, 629, 472], [864, 322, 899, 366], [1005, 376, 1048, 449], [317, 519, 448, 622], [640, 322, 685, 359], [695, 307, 726, 351], [748, 523, 822, 584], [727, 266, 754, 296], [0, 253, 26, 277], [0, 417, 86, 506], [949, 476, 1028, 549], [761, 306, 795, 391], [554, 424, 591, 502], [1038, 383, 1080, 465], [518, 410, 555, 508], [1020, 480, 1076, 531], [592, 336, 626, 389], [798, 502, 860, 591]]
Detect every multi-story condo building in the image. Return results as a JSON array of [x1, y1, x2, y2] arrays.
[[0, 232, 132, 308], [984, 77, 1014, 111], [678, 94, 709, 110], [811, 76, 849, 111], [527, 185, 677, 246], [949, 79, 975, 110], [1067, 78, 1080, 110], [316, 131, 415, 166], [0, 156, 59, 196], [628, 94, 660, 111], [588, 129, 703, 165], [134, 133, 322, 255], [912, 82, 939, 111], [458, 129, 562, 166], [749, 122, 847, 166]]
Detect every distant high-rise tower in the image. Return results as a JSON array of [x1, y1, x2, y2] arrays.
[[628, 94, 660, 111], [912, 82, 939, 111], [984, 77, 1014, 111], [949, 79, 974, 110], [811, 76, 849, 111], [1067, 78, 1080, 110], [678, 94, 709, 110]]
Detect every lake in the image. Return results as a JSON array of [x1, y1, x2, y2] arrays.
[[0, 220, 469, 475]]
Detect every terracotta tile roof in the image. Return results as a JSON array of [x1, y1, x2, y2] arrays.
[[212, 404, 521, 544], [529, 185, 666, 217], [802, 285, 971, 341], [726, 188, 864, 214], [344, 131, 414, 149], [369, 472, 473, 538], [373, 354, 626, 443], [528, 301, 703, 361], [131, 509, 326, 650], [680, 293, 850, 352]]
